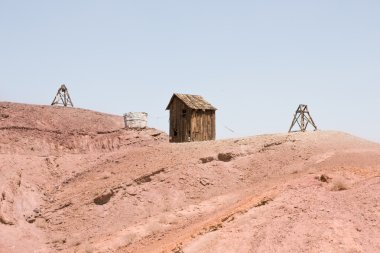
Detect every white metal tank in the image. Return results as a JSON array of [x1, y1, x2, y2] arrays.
[[123, 112, 148, 129]]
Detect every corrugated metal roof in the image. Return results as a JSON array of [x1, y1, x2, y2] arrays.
[[166, 93, 217, 110]]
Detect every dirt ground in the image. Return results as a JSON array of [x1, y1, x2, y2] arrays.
[[0, 102, 379, 253]]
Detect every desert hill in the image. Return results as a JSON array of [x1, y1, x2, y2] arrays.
[[0, 102, 379, 253]]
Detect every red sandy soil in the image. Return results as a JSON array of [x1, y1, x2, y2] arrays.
[[0, 102, 379, 253]]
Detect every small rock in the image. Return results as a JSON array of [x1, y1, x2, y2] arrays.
[[26, 215, 36, 223], [56, 201, 72, 211], [0, 213, 15, 225], [94, 189, 114, 205], [52, 237, 67, 244], [217, 153, 234, 162], [199, 178, 211, 186], [318, 174, 331, 183], [126, 186, 138, 196], [200, 156, 214, 163], [35, 218, 47, 229], [124, 179, 134, 187]]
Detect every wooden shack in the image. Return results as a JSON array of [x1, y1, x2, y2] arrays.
[[166, 93, 217, 143]]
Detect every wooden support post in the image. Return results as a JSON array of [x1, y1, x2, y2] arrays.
[[288, 104, 317, 132], [51, 84, 74, 107]]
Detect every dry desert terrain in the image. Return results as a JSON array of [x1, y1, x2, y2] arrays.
[[0, 102, 379, 253]]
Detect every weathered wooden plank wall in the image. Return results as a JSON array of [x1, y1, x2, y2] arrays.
[[169, 97, 191, 142], [191, 110, 215, 141], [169, 97, 215, 143]]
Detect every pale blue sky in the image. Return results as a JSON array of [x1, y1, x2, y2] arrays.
[[1, 1, 379, 141]]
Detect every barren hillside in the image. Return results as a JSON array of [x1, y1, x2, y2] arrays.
[[0, 102, 379, 253]]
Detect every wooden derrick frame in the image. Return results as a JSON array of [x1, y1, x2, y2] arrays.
[[51, 84, 74, 107], [288, 104, 317, 132]]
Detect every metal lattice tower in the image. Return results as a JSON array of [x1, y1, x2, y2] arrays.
[[288, 104, 317, 132], [51, 84, 74, 107]]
